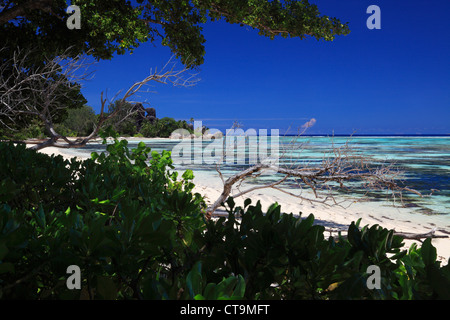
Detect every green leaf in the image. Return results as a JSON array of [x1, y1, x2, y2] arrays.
[[186, 262, 203, 298], [233, 275, 246, 298], [0, 242, 8, 260], [112, 189, 126, 201], [137, 141, 146, 149], [36, 205, 46, 229], [216, 277, 237, 298], [225, 197, 235, 212], [91, 152, 99, 161], [298, 214, 314, 234], [182, 169, 194, 180], [203, 283, 217, 299], [421, 238, 437, 266]]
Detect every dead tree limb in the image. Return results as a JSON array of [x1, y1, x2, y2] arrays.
[[392, 229, 448, 241], [206, 162, 421, 218], [206, 130, 425, 218], [324, 227, 448, 241], [204, 125, 446, 244]]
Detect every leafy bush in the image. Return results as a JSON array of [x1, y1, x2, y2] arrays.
[[0, 118, 46, 140], [0, 105, 96, 140], [0, 133, 449, 300], [0, 131, 207, 299], [140, 117, 193, 138], [140, 120, 159, 137], [195, 198, 450, 300], [57, 105, 96, 137]]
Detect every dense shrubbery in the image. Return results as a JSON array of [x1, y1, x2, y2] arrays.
[[0, 102, 193, 140], [56, 105, 97, 137], [197, 199, 450, 300], [140, 117, 193, 138], [0, 105, 97, 140], [0, 133, 449, 300], [0, 131, 206, 299], [104, 101, 193, 138], [0, 118, 46, 141]]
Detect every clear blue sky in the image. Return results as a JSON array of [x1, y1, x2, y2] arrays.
[[80, 0, 450, 135]]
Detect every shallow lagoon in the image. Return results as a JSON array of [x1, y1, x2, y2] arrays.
[[63, 135, 450, 220]]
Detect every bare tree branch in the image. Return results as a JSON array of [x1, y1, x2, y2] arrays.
[[205, 127, 425, 221], [325, 227, 448, 241], [204, 128, 445, 242]]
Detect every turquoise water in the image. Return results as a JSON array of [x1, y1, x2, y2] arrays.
[[64, 136, 450, 218]]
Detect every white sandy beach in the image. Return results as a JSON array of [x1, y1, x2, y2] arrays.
[[36, 144, 450, 264]]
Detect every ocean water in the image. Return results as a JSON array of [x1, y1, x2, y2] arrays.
[[64, 135, 450, 220]]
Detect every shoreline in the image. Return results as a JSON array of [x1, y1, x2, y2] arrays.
[[189, 169, 450, 264], [34, 144, 450, 264]]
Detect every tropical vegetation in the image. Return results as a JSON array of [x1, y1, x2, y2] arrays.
[[0, 131, 449, 300]]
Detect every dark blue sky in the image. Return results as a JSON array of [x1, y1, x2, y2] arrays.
[[81, 0, 450, 135]]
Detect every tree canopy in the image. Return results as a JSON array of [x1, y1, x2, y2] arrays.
[[0, 0, 350, 67]]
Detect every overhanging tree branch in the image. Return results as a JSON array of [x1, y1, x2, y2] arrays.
[[0, 0, 55, 24]]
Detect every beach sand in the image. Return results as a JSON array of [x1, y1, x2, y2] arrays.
[[35, 145, 450, 264], [189, 169, 450, 264]]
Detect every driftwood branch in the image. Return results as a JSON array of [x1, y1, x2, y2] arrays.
[[206, 159, 422, 218], [391, 229, 448, 241], [204, 128, 446, 243], [325, 227, 448, 241]]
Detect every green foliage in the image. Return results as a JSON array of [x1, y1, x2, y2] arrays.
[[56, 105, 97, 137], [140, 0, 351, 67], [140, 121, 159, 138], [101, 102, 194, 138], [140, 117, 193, 138], [0, 104, 96, 139], [103, 101, 137, 137], [0, 134, 206, 299], [0, 0, 148, 62], [0, 0, 350, 68], [0, 134, 449, 300], [195, 198, 450, 300], [0, 118, 46, 140], [187, 262, 246, 300]]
